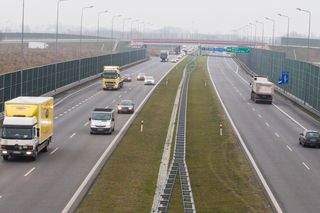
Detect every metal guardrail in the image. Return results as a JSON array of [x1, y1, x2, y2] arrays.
[[157, 58, 197, 213]]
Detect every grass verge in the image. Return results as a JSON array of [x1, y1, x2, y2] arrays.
[[186, 56, 272, 212], [77, 57, 191, 213]]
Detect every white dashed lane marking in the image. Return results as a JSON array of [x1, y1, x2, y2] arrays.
[[70, 133, 77, 138], [286, 145, 293, 152], [50, 147, 59, 155], [275, 132, 280, 138], [24, 167, 36, 177], [302, 162, 311, 170]]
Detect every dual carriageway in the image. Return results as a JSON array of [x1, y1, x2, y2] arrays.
[[0, 54, 320, 213]]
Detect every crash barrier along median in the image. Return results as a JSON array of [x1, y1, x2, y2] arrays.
[[156, 58, 197, 213]]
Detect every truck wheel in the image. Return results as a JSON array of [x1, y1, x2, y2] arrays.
[[3, 156, 9, 161]]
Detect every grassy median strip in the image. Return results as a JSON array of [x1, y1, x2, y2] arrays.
[[186, 57, 272, 212], [77, 57, 191, 213]]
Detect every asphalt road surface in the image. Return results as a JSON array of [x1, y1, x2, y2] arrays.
[[0, 57, 175, 213], [208, 56, 320, 213]]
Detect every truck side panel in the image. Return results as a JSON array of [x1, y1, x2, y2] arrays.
[[39, 98, 54, 144]]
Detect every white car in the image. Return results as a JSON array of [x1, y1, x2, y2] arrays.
[[170, 58, 177, 63], [144, 76, 155, 85]]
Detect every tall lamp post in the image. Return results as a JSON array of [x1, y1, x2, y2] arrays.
[[79, 5, 94, 81], [21, 0, 25, 60], [255, 20, 264, 48], [122, 17, 131, 39], [55, 0, 69, 91], [111, 14, 121, 39], [265, 17, 276, 80], [296, 8, 311, 62], [297, 8, 312, 104], [278, 13, 290, 55], [131, 19, 139, 39], [265, 17, 275, 46], [97, 10, 108, 42]]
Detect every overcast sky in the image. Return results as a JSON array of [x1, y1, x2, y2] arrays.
[[0, 0, 319, 39]]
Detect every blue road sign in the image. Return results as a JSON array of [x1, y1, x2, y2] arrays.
[[278, 71, 289, 84]]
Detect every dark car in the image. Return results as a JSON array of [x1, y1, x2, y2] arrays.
[[117, 100, 134, 114], [123, 74, 132, 82], [299, 130, 320, 147]]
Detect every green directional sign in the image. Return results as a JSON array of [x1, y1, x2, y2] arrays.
[[226, 47, 251, 53]]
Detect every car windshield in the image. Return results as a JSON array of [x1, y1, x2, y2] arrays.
[[306, 132, 320, 138], [102, 72, 118, 79], [138, 73, 145, 76], [145, 77, 153, 80], [2, 126, 33, 140], [120, 100, 132, 105], [92, 112, 111, 121]]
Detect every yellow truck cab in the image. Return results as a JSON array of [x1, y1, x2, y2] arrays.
[[101, 66, 124, 90], [0, 96, 54, 161]]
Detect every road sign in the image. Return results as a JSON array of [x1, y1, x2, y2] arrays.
[[278, 71, 289, 84], [226, 47, 251, 53]]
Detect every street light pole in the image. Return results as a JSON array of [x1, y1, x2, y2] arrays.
[[55, 0, 68, 91], [111, 14, 121, 39], [122, 17, 131, 39], [131, 19, 139, 39], [79, 5, 94, 81], [97, 10, 108, 42], [296, 8, 311, 62], [265, 17, 275, 46], [297, 8, 312, 104], [21, 0, 25, 60], [256, 20, 264, 48], [278, 13, 290, 55]]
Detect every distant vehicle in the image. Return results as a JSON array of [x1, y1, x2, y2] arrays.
[[171, 58, 177, 63], [174, 46, 181, 55], [101, 66, 124, 90], [177, 55, 182, 59], [123, 74, 132, 82], [160, 50, 169, 62], [250, 76, 274, 104], [137, 73, 146, 81], [28, 42, 48, 49], [117, 100, 135, 114], [1, 96, 54, 161], [89, 108, 115, 134], [144, 76, 155, 85], [299, 130, 320, 147]]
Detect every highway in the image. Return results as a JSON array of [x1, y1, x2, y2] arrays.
[[0, 57, 175, 213], [208, 56, 320, 213]]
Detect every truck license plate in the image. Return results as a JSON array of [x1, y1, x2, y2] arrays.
[[13, 151, 21, 154]]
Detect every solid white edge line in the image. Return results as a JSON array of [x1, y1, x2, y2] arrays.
[[207, 57, 283, 213], [273, 104, 307, 131], [24, 167, 36, 177], [302, 162, 311, 170], [61, 59, 181, 213], [50, 147, 59, 155]]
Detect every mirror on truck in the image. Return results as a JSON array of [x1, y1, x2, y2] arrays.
[[89, 117, 91, 121], [112, 118, 115, 121], [36, 128, 40, 137], [299, 133, 304, 136]]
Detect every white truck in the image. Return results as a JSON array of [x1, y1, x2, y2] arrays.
[[250, 76, 274, 104], [0, 97, 54, 161]]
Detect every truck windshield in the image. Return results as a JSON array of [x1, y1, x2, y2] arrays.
[[102, 72, 118, 79], [2, 126, 33, 140], [92, 113, 111, 121]]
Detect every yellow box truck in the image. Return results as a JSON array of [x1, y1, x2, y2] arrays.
[[101, 66, 124, 90], [0, 97, 54, 161]]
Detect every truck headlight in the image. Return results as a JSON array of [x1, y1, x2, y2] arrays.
[[2, 150, 7, 154], [26, 151, 32, 155]]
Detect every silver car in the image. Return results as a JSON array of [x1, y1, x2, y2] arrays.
[[144, 76, 155, 85]]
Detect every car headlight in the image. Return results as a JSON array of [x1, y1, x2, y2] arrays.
[[129, 107, 133, 110], [118, 106, 122, 110]]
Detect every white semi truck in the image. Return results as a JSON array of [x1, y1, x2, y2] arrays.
[[0, 97, 54, 161], [250, 76, 274, 104]]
